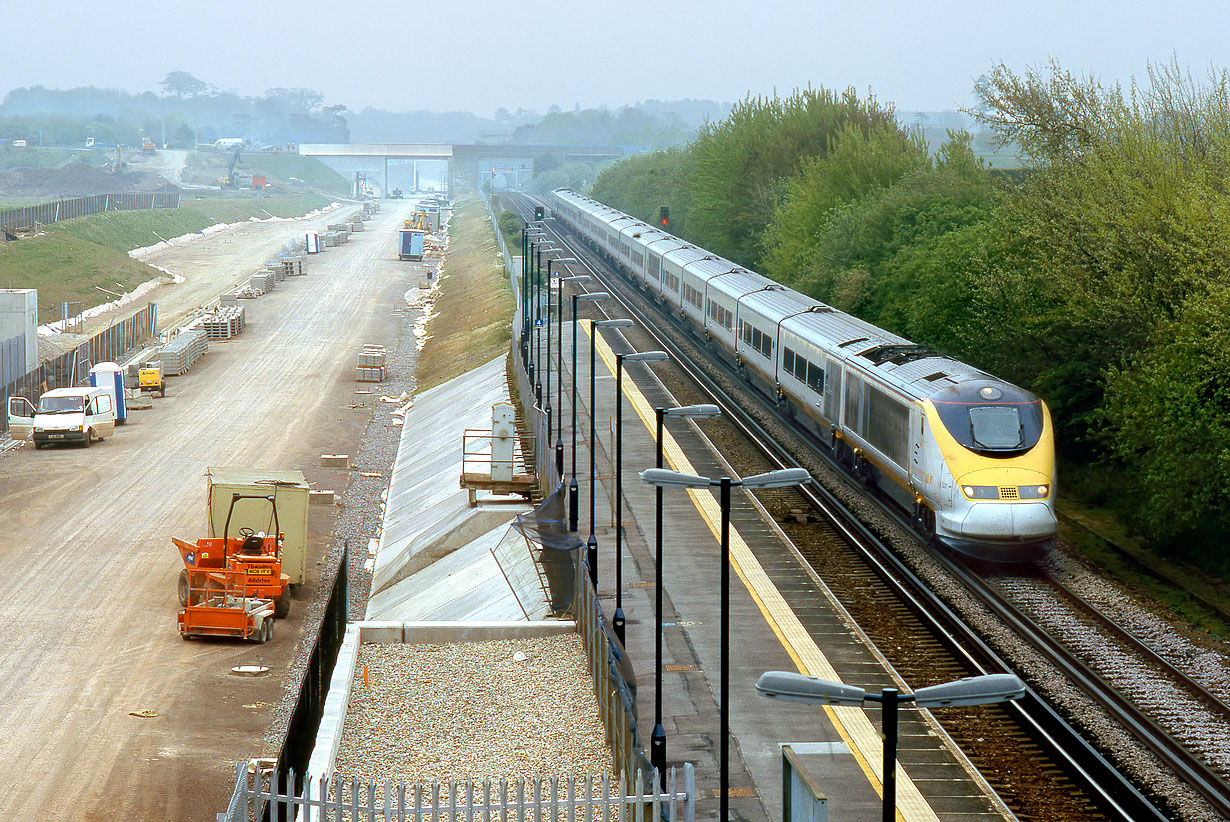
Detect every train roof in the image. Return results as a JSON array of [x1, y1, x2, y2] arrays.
[[550, 188, 1031, 403]]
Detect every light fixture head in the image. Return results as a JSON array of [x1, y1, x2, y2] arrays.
[[665, 403, 721, 419], [755, 671, 867, 705], [639, 468, 712, 489], [739, 467, 811, 489]]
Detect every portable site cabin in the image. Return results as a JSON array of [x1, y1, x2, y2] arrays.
[[205, 467, 310, 585], [89, 362, 126, 424], [398, 229, 425, 261]]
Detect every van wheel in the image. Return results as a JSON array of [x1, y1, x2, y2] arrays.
[[81, 429, 92, 448]]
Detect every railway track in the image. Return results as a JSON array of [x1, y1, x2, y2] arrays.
[[499, 192, 1230, 821]]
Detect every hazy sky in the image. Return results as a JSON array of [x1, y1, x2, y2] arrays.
[[4, 1, 1226, 115]]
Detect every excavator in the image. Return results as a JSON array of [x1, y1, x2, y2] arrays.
[[218, 148, 242, 188]]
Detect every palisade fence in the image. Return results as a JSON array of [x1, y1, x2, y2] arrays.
[[0, 191, 181, 233], [487, 192, 558, 490], [221, 762, 694, 822], [0, 303, 157, 434]]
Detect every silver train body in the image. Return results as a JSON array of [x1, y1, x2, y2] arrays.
[[547, 188, 1058, 562]]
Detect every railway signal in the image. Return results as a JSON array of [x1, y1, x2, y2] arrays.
[[659, 206, 669, 227]]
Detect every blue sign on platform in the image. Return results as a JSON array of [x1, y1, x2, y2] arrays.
[[535, 319, 544, 327]]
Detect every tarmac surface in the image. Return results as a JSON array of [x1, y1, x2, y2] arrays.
[[0, 205, 415, 819]]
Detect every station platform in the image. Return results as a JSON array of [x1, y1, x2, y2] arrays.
[[542, 319, 1016, 822]]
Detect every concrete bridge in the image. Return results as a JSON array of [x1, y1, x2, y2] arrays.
[[298, 143, 627, 195]]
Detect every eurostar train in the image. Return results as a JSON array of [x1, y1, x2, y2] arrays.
[[547, 188, 1057, 562]]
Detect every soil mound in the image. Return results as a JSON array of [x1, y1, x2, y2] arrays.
[[0, 162, 175, 197]]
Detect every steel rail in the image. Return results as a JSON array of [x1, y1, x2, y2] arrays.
[[503, 193, 1219, 820]]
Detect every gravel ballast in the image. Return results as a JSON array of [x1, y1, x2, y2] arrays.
[[333, 635, 615, 786]]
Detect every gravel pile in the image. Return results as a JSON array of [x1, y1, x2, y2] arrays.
[[333, 636, 614, 786]]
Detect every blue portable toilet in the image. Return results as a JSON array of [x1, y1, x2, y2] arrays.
[[89, 362, 127, 425]]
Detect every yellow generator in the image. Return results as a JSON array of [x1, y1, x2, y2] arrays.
[[138, 363, 166, 398]]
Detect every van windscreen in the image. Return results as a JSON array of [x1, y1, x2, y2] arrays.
[[39, 396, 85, 413]]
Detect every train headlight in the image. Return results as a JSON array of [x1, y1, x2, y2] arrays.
[[962, 485, 999, 499], [1018, 485, 1049, 499]]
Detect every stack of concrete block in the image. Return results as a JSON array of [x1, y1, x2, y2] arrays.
[[356, 345, 387, 382], [349, 218, 364, 232], [202, 305, 246, 340], [159, 329, 208, 376], [272, 264, 287, 283], [220, 292, 239, 307], [250, 272, 276, 294]]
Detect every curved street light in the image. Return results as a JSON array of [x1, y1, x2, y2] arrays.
[[569, 291, 609, 531], [756, 671, 1026, 822], [641, 465, 811, 802]]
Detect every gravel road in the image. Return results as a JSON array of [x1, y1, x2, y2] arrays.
[[0, 204, 421, 819]]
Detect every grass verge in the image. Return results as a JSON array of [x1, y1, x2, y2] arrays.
[[182, 152, 350, 195], [0, 194, 334, 322], [414, 195, 514, 393]]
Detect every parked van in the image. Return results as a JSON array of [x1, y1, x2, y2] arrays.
[[213, 138, 243, 150], [7, 387, 116, 448]]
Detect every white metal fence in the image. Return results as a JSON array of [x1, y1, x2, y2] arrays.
[[219, 763, 694, 822]]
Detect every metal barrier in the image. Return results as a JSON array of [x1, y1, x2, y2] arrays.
[[1, 303, 157, 435], [221, 762, 694, 822], [0, 191, 181, 232]]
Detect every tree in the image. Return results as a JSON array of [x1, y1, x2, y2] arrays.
[[161, 71, 208, 101]]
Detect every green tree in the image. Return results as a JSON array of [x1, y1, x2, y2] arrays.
[[160, 71, 208, 101], [686, 87, 903, 266]]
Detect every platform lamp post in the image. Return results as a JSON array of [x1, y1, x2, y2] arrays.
[[584, 318, 634, 586], [544, 258, 578, 441], [640, 466, 811, 807], [526, 234, 552, 399], [639, 404, 723, 787], [611, 349, 669, 645], [756, 671, 1026, 822], [521, 227, 546, 360], [569, 291, 609, 532], [553, 271, 586, 477], [532, 241, 557, 405]]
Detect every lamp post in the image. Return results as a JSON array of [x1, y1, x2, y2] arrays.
[[611, 350, 669, 645], [756, 671, 1026, 822], [544, 257, 577, 448], [641, 466, 811, 805], [639, 404, 723, 786], [530, 238, 555, 403], [523, 228, 547, 374], [569, 291, 609, 532], [535, 243, 556, 404], [584, 318, 634, 585], [554, 271, 586, 478]]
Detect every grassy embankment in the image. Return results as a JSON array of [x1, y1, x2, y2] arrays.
[[181, 151, 350, 195], [0, 193, 333, 322], [413, 195, 514, 393]]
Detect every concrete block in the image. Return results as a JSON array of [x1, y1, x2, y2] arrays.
[[309, 489, 335, 505], [321, 454, 350, 468], [358, 622, 404, 644]]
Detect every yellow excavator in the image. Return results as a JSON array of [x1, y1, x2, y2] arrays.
[[404, 211, 428, 231], [218, 149, 242, 188]]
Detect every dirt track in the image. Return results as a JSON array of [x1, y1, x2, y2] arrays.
[[0, 205, 418, 819]]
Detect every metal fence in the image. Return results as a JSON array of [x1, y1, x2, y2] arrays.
[[0, 191, 181, 232], [221, 763, 694, 822], [0, 303, 157, 434], [485, 191, 648, 785]]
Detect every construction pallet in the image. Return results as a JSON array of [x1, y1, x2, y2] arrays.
[[356, 365, 387, 383], [202, 305, 246, 340], [159, 329, 208, 376]]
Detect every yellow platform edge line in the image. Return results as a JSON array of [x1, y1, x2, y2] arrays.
[[580, 322, 939, 822]]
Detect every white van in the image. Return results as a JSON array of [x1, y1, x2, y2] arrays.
[[7, 387, 116, 448]]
